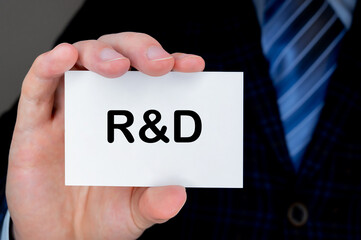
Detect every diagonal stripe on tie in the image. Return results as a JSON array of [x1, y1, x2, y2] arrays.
[[261, 0, 346, 170]]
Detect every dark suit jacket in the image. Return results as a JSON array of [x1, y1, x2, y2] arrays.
[[1, 0, 361, 239]]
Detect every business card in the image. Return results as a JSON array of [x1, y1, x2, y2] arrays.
[[65, 71, 243, 188]]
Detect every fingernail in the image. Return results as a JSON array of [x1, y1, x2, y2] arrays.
[[147, 46, 173, 61], [100, 48, 125, 62]]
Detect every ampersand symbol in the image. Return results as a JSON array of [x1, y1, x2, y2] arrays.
[[139, 110, 170, 143]]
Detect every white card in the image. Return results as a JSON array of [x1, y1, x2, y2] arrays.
[[65, 71, 243, 188]]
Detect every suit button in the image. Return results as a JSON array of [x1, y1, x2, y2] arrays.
[[287, 202, 308, 227]]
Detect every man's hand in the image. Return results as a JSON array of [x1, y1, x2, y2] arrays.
[[6, 32, 205, 240]]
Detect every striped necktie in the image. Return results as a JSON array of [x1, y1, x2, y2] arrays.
[[261, 0, 346, 170]]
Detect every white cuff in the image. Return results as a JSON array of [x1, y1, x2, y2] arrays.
[[1, 210, 10, 240]]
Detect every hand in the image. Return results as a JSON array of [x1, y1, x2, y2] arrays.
[[6, 32, 205, 240]]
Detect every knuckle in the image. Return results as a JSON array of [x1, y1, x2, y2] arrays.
[[135, 32, 159, 45], [73, 39, 98, 49], [99, 32, 158, 45], [32, 53, 50, 78], [33, 51, 47, 67], [97, 33, 113, 41], [98, 33, 119, 42], [123, 32, 153, 41], [32, 43, 77, 79]]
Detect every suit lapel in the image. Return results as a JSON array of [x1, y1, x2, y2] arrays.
[[242, 16, 295, 175], [245, 54, 295, 175]]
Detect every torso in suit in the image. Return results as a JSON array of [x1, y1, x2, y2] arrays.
[[1, 0, 361, 239]]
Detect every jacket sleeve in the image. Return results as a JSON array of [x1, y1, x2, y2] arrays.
[[0, 100, 18, 233]]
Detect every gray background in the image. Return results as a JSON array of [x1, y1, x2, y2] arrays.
[[0, 0, 85, 115]]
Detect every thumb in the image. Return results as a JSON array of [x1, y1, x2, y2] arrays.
[[131, 186, 187, 230]]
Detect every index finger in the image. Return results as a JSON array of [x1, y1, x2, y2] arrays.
[[99, 32, 205, 75], [99, 32, 175, 76]]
